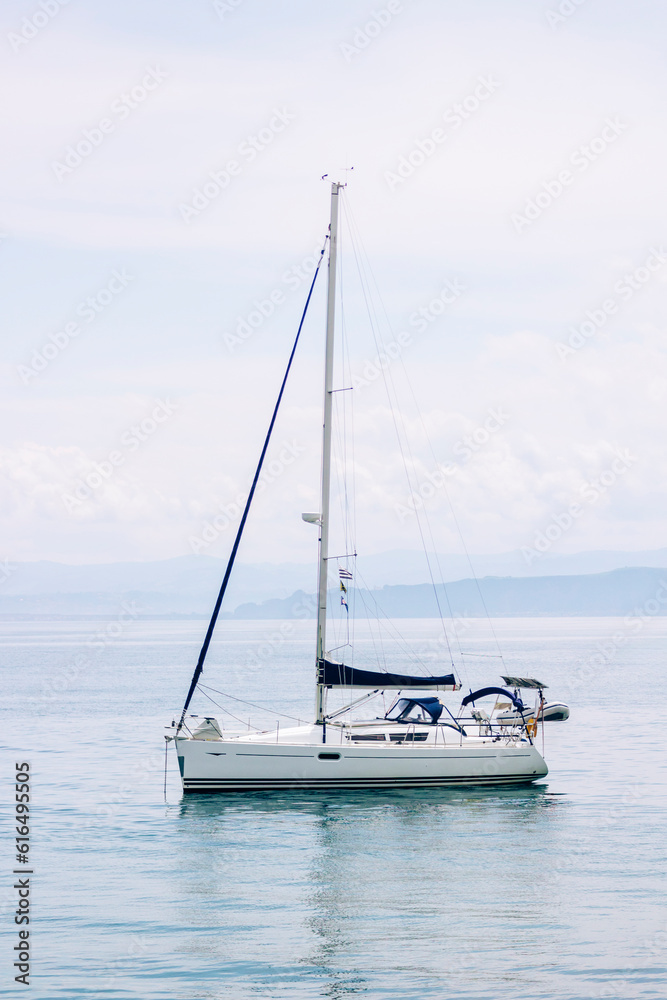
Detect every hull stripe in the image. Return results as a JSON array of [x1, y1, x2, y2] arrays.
[[182, 773, 543, 792], [228, 752, 502, 759]]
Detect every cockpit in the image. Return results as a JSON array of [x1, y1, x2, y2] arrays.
[[384, 697, 444, 725]]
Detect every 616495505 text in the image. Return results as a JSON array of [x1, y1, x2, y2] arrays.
[[13, 762, 32, 986]]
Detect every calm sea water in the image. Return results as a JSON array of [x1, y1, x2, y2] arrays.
[[2, 616, 666, 1000]]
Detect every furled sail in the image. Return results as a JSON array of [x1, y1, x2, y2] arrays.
[[319, 659, 459, 690]]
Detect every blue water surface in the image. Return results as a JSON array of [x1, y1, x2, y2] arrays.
[[2, 616, 666, 999]]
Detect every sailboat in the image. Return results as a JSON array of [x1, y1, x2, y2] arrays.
[[170, 182, 549, 792]]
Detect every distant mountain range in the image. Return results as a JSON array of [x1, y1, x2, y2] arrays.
[[230, 568, 667, 619], [0, 551, 666, 619]]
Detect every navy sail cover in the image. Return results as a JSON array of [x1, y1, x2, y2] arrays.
[[319, 659, 459, 690]]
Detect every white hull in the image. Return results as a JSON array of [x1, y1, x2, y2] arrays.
[[176, 726, 548, 792]]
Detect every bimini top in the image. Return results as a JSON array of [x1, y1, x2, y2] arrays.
[[319, 659, 459, 690], [461, 686, 525, 711], [501, 675, 548, 690]]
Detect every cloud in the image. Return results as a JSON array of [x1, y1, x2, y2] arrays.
[[2, 0, 667, 563]]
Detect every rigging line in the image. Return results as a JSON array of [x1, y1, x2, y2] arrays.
[[343, 201, 500, 670], [341, 208, 458, 680], [430, 479, 506, 665], [342, 203, 441, 560], [342, 203, 468, 675], [351, 570, 425, 671], [336, 388, 357, 654], [351, 568, 411, 654], [336, 209, 359, 654], [337, 229, 356, 647], [344, 563, 390, 672], [330, 321, 349, 643], [338, 218, 351, 555], [342, 209, 437, 517], [348, 326, 358, 655], [343, 203, 454, 663], [351, 586, 387, 672], [353, 565, 438, 673], [176, 237, 328, 733], [327, 640, 352, 653], [459, 652, 505, 658], [392, 389, 506, 665], [199, 683, 304, 723], [332, 396, 349, 569], [393, 359, 504, 667], [390, 387, 465, 667], [370, 344, 467, 665], [331, 411, 353, 648], [198, 686, 259, 730], [339, 209, 359, 569]]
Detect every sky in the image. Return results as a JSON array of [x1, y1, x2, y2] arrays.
[[1, 0, 666, 570]]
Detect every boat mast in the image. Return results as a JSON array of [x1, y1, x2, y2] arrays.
[[315, 181, 342, 724]]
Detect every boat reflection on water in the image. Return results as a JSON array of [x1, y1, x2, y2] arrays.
[[173, 786, 566, 996], [176, 782, 557, 819]]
